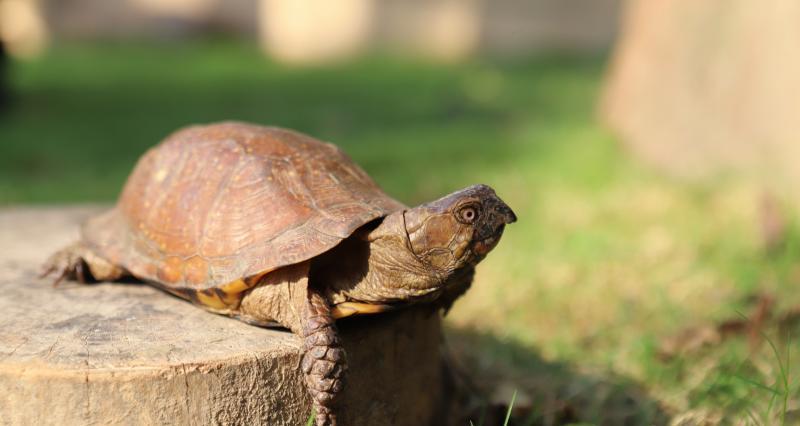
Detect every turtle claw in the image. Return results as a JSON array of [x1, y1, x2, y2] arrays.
[[314, 406, 336, 426], [49, 268, 69, 288], [37, 264, 55, 280]]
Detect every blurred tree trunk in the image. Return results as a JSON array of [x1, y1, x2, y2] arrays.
[[257, 0, 374, 63], [600, 0, 800, 189], [0, 41, 8, 111]]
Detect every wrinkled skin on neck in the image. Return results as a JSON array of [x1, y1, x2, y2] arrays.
[[313, 184, 516, 307]]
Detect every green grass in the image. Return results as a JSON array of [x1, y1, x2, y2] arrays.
[[2, 41, 799, 424]]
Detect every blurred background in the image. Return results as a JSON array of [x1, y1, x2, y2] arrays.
[[2, 0, 799, 424]]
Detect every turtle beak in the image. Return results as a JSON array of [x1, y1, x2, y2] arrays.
[[483, 191, 516, 234], [472, 192, 515, 256], [497, 203, 517, 225]]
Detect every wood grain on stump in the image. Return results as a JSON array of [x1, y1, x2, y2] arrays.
[[0, 207, 445, 426]]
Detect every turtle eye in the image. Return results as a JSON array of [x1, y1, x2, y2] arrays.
[[457, 205, 479, 224]]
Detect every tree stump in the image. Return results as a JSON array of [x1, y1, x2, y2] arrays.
[[0, 207, 446, 426], [601, 0, 800, 188]]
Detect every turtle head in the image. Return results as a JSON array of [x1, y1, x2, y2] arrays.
[[332, 184, 515, 309], [403, 184, 516, 274]]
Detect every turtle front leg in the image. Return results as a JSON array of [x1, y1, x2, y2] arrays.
[[301, 288, 347, 426], [40, 242, 126, 285], [238, 264, 346, 424]]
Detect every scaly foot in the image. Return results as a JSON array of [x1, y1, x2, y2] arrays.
[[40, 242, 93, 285], [302, 290, 346, 426], [40, 242, 125, 286]]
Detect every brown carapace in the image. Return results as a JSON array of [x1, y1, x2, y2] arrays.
[[42, 122, 516, 426]]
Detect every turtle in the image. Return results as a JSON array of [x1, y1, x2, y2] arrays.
[[41, 121, 516, 425]]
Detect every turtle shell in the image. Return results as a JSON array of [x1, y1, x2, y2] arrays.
[[82, 122, 405, 301]]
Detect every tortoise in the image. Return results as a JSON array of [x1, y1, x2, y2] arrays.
[[42, 121, 516, 425]]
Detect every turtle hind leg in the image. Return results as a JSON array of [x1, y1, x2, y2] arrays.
[[40, 242, 126, 286]]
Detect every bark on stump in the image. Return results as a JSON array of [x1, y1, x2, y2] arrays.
[[601, 0, 800, 189], [0, 207, 445, 426]]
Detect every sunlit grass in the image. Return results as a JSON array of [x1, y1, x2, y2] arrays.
[[2, 41, 798, 423]]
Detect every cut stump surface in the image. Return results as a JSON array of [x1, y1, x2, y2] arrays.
[[0, 207, 444, 426]]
